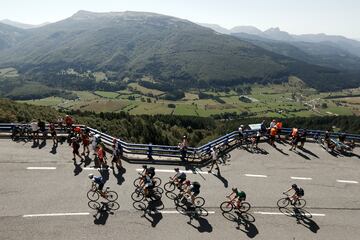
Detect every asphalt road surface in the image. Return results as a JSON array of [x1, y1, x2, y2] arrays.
[[0, 138, 359, 240]]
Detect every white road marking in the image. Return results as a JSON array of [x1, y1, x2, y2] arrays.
[[136, 169, 209, 175], [159, 210, 215, 214], [336, 180, 358, 184], [254, 211, 325, 217], [83, 167, 109, 171], [26, 167, 56, 170], [23, 212, 90, 218], [244, 174, 267, 178], [291, 177, 312, 180]]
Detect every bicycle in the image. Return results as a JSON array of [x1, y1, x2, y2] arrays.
[[220, 197, 251, 213], [174, 191, 205, 208], [131, 186, 162, 202], [87, 184, 118, 202], [164, 178, 186, 192], [277, 193, 306, 209]]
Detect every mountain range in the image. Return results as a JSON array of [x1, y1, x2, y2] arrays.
[[0, 11, 359, 93]]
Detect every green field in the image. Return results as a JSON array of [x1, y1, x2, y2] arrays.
[[16, 78, 360, 118]]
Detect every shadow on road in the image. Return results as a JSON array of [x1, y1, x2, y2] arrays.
[[279, 207, 320, 233], [93, 202, 115, 225], [222, 211, 258, 238], [112, 167, 126, 185], [140, 199, 165, 227], [299, 147, 319, 158], [211, 171, 228, 188], [73, 162, 83, 176]]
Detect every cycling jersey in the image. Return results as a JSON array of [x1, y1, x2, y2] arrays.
[[175, 172, 186, 180], [93, 176, 104, 185], [236, 191, 246, 200]]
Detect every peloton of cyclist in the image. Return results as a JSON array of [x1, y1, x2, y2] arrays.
[[283, 184, 304, 205], [227, 187, 246, 210], [170, 168, 187, 190]]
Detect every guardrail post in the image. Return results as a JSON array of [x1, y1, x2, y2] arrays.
[[147, 143, 153, 160]]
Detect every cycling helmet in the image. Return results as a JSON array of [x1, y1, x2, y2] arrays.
[[232, 187, 238, 192], [174, 168, 179, 172], [292, 184, 298, 189], [184, 180, 191, 186], [88, 173, 94, 179], [142, 164, 148, 169]]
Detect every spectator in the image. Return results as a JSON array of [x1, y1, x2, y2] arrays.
[[299, 129, 307, 148], [276, 120, 283, 140], [255, 131, 261, 148], [339, 133, 346, 143], [96, 144, 107, 169], [269, 127, 277, 147], [37, 119, 47, 141], [49, 122, 58, 145], [208, 147, 220, 173], [270, 119, 276, 129], [65, 115, 74, 129], [30, 120, 39, 142], [57, 116, 64, 131], [81, 129, 90, 156], [238, 125, 245, 144], [179, 135, 189, 161], [289, 128, 299, 151], [71, 137, 83, 163], [111, 138, 123, 170], [260, 120, 267, 134]]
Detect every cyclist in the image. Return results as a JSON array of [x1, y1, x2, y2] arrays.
[[88, 173, 106, 197], [283, 184, 304, 205], [269, 127, 277, 147], [71, 137, 83, 163], [299, 129, 307, 148], [111, 138, 123, 170], [141, 174, 154, 198], [170, 168, 187, 190], [227, 187, 246, 210], [183, 181, 200, 205]]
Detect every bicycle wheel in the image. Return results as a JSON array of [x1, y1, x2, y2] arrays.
[[131, 189, 145, 202], [277, 197, 290, 208], [153, 186, 164, 195], [165, 191, 177, 200], [87, 190, 99, 201], [151, 189, 162, 201], [164, 182, 176, 192], [294, 199, 306, 209], [88, 200, 100, 210], [107, 201, 120, 211], [133, 177, 142, 187], [220, 201, 234, 213], [241, 212, 255, 223], [194, 197, 205, 207], [239, 202, 251, 212], [152, 177, 162, 187], [105, 191, 118, 202], [133, 201, 146, 211]]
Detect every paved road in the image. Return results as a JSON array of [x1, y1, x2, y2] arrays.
[[0, 139, 359, 240]]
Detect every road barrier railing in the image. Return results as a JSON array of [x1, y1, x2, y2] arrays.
[[1, 123, 359, 164]]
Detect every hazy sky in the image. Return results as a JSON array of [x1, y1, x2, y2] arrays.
[[1, 0, 359, 39]]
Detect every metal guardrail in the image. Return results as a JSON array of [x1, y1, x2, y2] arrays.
[[1, 123, 359, 162]]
